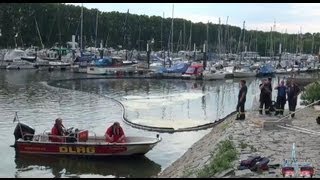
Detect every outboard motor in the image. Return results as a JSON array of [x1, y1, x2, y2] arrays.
[[13, 123, 35, 141]]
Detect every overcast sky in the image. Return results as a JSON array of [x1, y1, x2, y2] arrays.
[[67, 3, 320, 34]]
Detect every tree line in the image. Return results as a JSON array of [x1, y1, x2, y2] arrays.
[[1, 3, 320, 56]]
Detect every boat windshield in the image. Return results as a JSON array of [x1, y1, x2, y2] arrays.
[[185, 67, 195, 74]]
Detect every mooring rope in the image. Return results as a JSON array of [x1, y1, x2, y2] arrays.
[[274, 100, 320, 135], [45, 77, 238, 133], [276, 124, 320, 135], [275, 100, 320, 123]]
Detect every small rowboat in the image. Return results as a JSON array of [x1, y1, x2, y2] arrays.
[[13, 122, 161, 157]]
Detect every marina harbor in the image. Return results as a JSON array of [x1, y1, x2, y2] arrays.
[[1, 3, 320, 178]]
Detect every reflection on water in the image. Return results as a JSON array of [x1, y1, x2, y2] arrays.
[[14, 154, 161, 178], [51, 78, 261, 129]]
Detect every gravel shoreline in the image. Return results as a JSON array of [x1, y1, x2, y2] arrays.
[[158, 107, 320, 178]]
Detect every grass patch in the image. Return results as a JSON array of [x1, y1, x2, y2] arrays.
[[196, 140, 238, 178], [239, 141, 248, 149], [221, 122, 230, 131], [249, 145, 257, 152], [182, 168, 194, 178]]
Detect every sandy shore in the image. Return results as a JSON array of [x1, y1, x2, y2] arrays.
[[158, 107, 320, 178]]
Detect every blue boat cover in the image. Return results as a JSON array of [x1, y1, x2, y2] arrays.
[[162, 63, 189, 73], [259, 64, 275, 74], [93, 57, 113, 67]]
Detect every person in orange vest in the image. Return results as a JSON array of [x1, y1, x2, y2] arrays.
[[105, 122, 126, 143]]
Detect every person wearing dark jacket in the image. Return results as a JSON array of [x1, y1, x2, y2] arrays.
[[266, 77, 273, 112], [259, 79, 272, 115], [274, 80, 287, 116], [236, 80, 247, 120], [287, 80, 300, 118]]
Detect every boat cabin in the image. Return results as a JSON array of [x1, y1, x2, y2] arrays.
[[184, 64, 204, 76]]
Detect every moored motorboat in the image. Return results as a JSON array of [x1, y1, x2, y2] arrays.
[[13, 121, 161, 157], [202, 68, 226, 80], [181, 63, 204, 79], [233, 66, 257, 78], [275, 68, 290, 74]]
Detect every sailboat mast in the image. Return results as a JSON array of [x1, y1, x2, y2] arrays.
[[218, 18, 221, 56], [34, 17, 44, 49], [242, 21, 245, 53], [270, 26, 273, 59], [95, 10, 99, 48], [80, 3, 83, 51], [312, 33, 314, 55], [273, 20, 276, 57], [255, 28, 258, 53], [206, 21, 209, 54], [177, 30, 182, 52], [161, 12, 164, 51], [225, 16, 229, 54], [183, 20, 186, 51], [171, 4, 174, 53], [300, 26, 303, 54], [189, 22, 192, 51], [58, 4, 62, 46]]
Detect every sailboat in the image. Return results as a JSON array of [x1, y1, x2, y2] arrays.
[[71, 4, 94, 73], [202, 20, 226, 80]]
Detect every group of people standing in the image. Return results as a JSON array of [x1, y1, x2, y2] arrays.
[[236, 77, 301, 120], [259, 77, 301, 118]]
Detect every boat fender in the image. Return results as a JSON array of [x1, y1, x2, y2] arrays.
[[316, 115, 320, 124]]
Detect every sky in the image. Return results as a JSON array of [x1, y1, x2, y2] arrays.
[[67, 3, 320, 34]]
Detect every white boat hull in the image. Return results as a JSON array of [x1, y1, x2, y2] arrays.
[[275, 69, 291, 74], [105, 66, 136, 75], [6, 64, 35, 69], [203, 72, 225, 80], [87, 65, 137, 75], [71, 65, 87, 73], [233, 71, 256, 78], [87, 66, 107, 75]]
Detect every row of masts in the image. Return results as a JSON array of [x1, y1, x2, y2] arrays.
[[23, 4, 320, 59]]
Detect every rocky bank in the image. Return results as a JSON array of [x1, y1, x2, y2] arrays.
[[158, 107, 320, 178]]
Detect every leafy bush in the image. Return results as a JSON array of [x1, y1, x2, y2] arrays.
[[301, 81, 320, 104], [196, 140, 237, 178]]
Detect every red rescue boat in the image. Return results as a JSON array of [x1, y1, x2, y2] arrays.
[[13, 122, 161, 157]]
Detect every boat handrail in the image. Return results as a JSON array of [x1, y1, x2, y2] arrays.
[[87, 131, 97, 141], [42, 129, 51, 135]]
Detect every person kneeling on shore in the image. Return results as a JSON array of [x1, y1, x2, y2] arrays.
[[105, 122, 126, 143]]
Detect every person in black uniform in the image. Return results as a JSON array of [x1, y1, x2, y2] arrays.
[[259, 79, 272, 115], [236, 80, 247, 120], [274, 80, 287, 116], [266, 77, 273, 113], [287, 80, 300, 118]]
